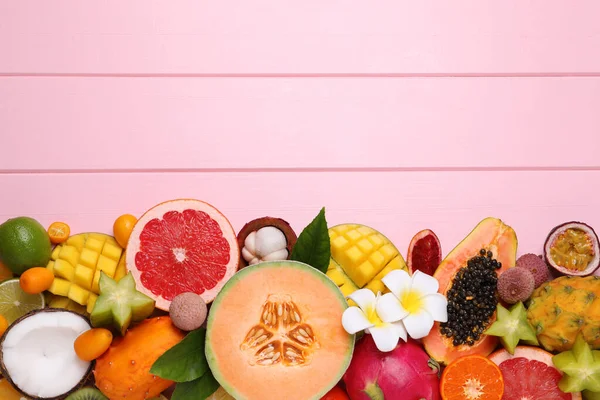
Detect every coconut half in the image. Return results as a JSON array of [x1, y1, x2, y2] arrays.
[[0, 309, 92, 400], [544, 221, 600, 277]]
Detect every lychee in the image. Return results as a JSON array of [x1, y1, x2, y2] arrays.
[[516, 253, 550, 288], [169, 292, 208, 332], [497, 267, 535, 304]]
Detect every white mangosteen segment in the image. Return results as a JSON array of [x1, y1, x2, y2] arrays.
[[1, 310, 91, 399], [242, 227, 289, 265]]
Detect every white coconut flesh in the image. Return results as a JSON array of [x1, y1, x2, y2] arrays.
[[1, 311, 91, 399], [242, 226, 289, 265]]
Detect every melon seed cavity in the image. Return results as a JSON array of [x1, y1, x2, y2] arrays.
[[240, 294, 318, 367]]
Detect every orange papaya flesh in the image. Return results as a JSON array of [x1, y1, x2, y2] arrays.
[[422, 217, 518, 365]]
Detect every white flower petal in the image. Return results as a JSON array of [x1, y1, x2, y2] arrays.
[[376, 293, 409, 323], [347, 288, 377, 313], [422, 293, 448, 323], [381, 269, 411, 298], [369, 324, 402, 352], [390, 320, 408, 342], [411, 270, 440, 295], [403, 309, 435, 339], [341, 307, 374, 334]]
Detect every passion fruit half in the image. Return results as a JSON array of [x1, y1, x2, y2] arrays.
[[543, 221, 600, 277], [236, 217, 298, 269]]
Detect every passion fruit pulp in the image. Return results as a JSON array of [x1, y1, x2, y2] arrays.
[[543, 222, 600, 277]]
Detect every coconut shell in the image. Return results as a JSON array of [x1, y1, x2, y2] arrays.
[[0, 308, 94, 400], [236, 217, 298, 269]]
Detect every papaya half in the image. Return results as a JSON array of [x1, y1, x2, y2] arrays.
[[422, 217, 518, 365]]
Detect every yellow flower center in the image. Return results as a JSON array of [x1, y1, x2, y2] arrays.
[[401, 289, 423, 314], [366, 306, 385, 327]]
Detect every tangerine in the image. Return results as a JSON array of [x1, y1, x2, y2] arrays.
[[0, 261, 13, 282], [113, 214, 138, 248], [19, 267, 55, 294], [47, 221, 70, 244], [74, 327, 113, 361], [441, 354, 504, 400]]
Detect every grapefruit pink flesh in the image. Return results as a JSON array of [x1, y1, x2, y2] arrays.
[[127, 199, 239, 310]]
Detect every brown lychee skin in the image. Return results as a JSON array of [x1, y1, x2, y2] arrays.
[[516, 253, 550, 288], [169, 292, 208, 332], [497, 267, 535, 305]]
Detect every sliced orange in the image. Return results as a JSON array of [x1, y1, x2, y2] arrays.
[[47, 221, 70, 244], [441, 354, 504, 400]]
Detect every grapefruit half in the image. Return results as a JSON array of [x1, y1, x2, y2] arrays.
[[488, 346, 582, 400], [127, 199, 239, 310]]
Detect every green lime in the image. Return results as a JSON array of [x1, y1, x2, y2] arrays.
[[0, 278, 45, 324], [0, 216, 52, 275]]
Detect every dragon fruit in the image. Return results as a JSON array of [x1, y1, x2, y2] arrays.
[[343, 335, 441, 400]]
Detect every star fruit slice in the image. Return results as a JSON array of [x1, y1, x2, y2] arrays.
[[90, 272, 156, 336], [552, 333, 600, 393], [484, 301, 538, 354]]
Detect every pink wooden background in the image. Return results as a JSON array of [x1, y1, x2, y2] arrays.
[[1, 1, 600, 260]]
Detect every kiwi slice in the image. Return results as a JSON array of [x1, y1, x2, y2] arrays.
[[65, 387, 108, 400], [90, 272, 155, 336], [484, 302, 538, 354]]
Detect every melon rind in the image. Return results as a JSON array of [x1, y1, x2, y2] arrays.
[[205, 260, 355, 400], [126, 199, 240, 310]]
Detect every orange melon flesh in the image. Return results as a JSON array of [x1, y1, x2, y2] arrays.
[[422, 217, 518, 365], [205, 261, 355, 400]]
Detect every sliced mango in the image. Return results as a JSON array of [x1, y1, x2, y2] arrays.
[[45, 232, 125, 309]]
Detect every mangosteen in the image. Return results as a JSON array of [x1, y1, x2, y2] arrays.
[[0, 308, 93, 400], [543, 221, 600, 277], [237, 217, 298, 269]]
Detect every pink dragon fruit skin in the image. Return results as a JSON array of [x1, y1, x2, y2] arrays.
[[343, 334, 441, 400]]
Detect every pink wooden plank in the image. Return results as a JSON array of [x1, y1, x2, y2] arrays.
[[1, 170, 598, 259], [1, 1, 599, 74], [1, 77, 599, 171]]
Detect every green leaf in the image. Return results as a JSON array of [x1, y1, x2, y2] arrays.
[[291, 207, 331, 274], [150, 328, 209, 382], [171, 370, 221, 400]]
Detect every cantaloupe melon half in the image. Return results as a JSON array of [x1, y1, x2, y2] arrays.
[[205, 260, 355, 400]]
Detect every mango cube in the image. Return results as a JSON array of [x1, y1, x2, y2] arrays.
[[46, 260, 55, 274], [48, 278, 71, 297], [85, 237, 104, 253], [53, 259, 75, 281], [92, 269, 102, 293], [58, 245, 79, 267], [51, 246, 61, 261], [74, 264, 94, 290], [79, 248, 99, 269], [66, 234, 86, 252], [68, 284, 91, 306], [87, 293, 98, 314], [114, 256, 127, 281], [96, 254, 118, 277], [102, 242, 123, 262]]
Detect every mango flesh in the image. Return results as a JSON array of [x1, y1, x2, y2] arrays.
[[422, 217, 518, 365], [46, 233, 127, 313], [325, 224, 409, 304]]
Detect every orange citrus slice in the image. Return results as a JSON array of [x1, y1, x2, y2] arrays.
[[441, 354, 504, 400], [48, 221, 70, 244]]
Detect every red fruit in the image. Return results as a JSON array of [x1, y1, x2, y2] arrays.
[[126, 199, 240, 311], [321, 386, 350, 400], [489, 346, 582, 400], [343, 334, 440, 400], [407, 229, 442, 275]]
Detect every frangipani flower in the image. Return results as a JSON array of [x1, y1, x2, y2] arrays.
[[379, 269, 448, 340], [341, 288, 408, 352]]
